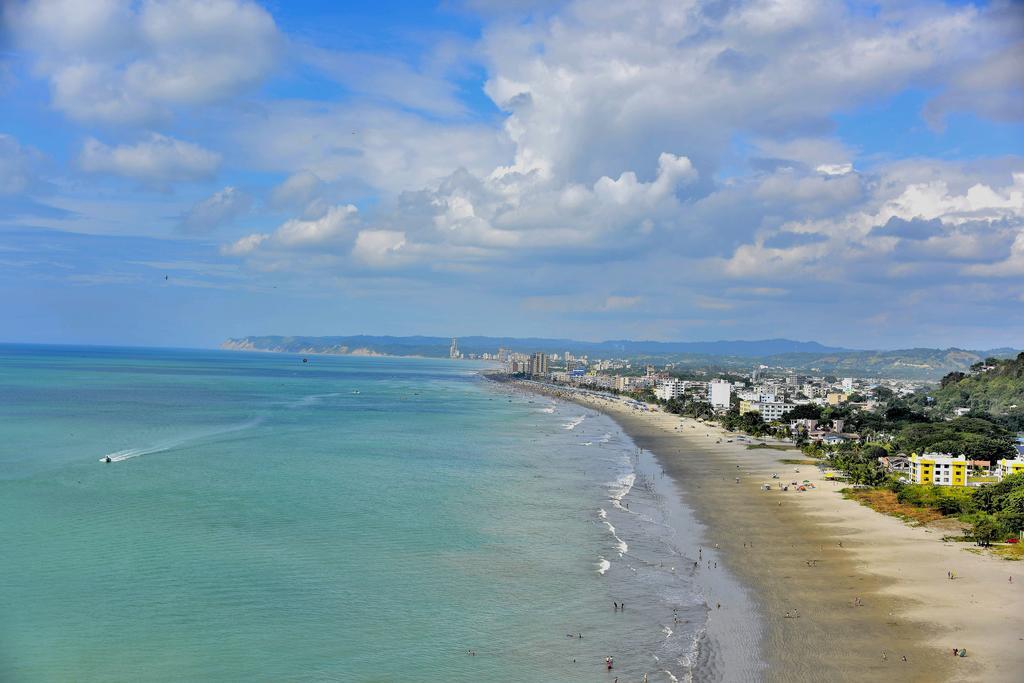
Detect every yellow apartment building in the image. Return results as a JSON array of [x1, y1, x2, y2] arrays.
[[995, 457, 1024, 481], [909, 453, 968, 486]]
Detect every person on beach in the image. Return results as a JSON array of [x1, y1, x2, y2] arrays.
[[614, 602, 618, 610], [606, 656, 614, 670]]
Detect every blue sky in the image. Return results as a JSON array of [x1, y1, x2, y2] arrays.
[[1, 0, 1022, 349]]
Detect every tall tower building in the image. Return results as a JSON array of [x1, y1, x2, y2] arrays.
[[449, 337, 459, 359], [530, 352, 548, 376]]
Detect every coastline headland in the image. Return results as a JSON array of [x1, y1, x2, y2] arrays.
[[491, 374, 1023, 682]]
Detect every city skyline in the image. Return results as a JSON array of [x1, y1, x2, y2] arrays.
[[2, 0, 1023, 349]]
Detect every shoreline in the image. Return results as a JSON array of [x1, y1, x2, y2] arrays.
[[498, 377, 1023, 682], [496, 378, 765, 681]]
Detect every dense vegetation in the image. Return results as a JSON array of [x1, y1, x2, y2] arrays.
[[933, 352, 1024, 418], [898, 417, 1016, 461], [894, 473, 1024, 545]]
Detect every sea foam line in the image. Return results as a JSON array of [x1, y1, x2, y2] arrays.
[[562, 415, 585, 430], [597, 557, 611, 575], [603, 520, 628, 556], [610, 472, 636, 510]]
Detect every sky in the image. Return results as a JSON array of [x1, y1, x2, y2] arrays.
[[1, 0, 1022, 350]]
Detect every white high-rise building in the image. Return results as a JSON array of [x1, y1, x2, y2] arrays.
[[708, 380, 732, 409], [655, 379, 686, 401]]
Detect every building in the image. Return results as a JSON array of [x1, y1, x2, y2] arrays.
[[995, 457, 1024, 481], [841, 377, 854, 392], [739, 399, 792, 421], [655, 378, 686, 401], [909, 453, 968, 486], [708, 380, 732, 410], [826, 391, 847, 406], [789, 418, 819, 434], [529, 352, 549, 376], [449, 337, 460, 359], [879, 455, 911, 474]]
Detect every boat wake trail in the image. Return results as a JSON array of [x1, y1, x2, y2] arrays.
[[98, 417, 263, 463]]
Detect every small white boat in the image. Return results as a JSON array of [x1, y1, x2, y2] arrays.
[[100, 456, 111, 463]]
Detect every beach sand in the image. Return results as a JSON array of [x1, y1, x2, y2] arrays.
[[516, 382, 1024, 682]]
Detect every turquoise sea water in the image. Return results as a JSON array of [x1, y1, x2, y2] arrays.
[[0, 346, 743, 682]]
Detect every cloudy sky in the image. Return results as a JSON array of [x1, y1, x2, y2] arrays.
[[1, 0, 1022, 349]]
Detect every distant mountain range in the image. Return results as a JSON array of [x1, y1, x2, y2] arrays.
[[222, 335, 846, 358], [221, 335, 1019, 380]]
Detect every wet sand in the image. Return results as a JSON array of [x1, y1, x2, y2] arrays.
[[511, 381, 1024, 682]]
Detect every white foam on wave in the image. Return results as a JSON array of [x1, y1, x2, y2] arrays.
[[663, 670, 680, 683], [662, 624, 674, 638], [579, 441, 593, 446], [597, 557, 611, 575], [538, 406, 556, 414], [98, 417, 262, 463], [609, 472, 636, 511], [562, 415, 585, 430], [598, 508, 607, 519], [598, 432, 613, 443], [603, 519, 628, 556]]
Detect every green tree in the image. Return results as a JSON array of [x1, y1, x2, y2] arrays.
[[969, 514, 1002, 547], [972, 472, 1024, 513], [940, 371, 966, 388], [898, 417, 1015, 462], [783, 403, 823, 421]]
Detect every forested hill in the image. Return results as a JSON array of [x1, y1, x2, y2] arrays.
[[933, 353, 1024, 416]]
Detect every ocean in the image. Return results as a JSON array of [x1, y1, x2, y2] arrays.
[[0, 345, 755, 682]]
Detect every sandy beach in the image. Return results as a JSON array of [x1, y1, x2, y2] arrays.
[[513, 380, 1024, 682]]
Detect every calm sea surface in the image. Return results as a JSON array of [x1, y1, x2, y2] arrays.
[[0, 346, 735, 682]]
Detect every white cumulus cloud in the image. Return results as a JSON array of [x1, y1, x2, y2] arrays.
[[79, 134, 221, 186], [8, 0, 280, 124], [220, 232, 268, 256]]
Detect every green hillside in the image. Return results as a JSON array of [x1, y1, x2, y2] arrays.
[[933, 353, 1024, 417]]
